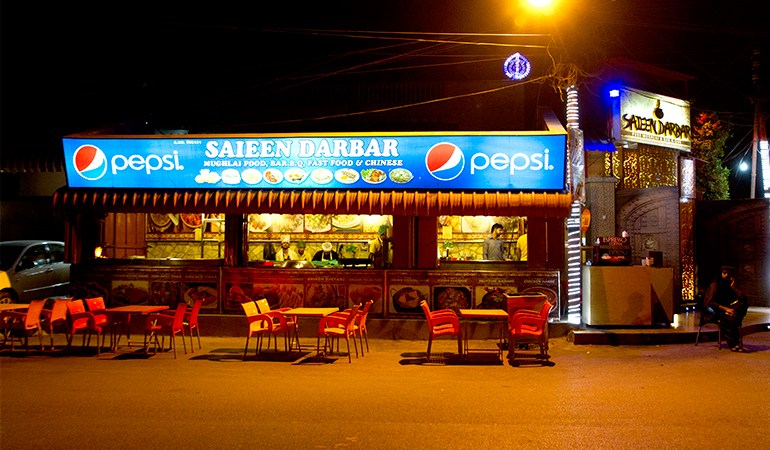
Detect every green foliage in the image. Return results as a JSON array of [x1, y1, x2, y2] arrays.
[[690, 112, 732, 200]]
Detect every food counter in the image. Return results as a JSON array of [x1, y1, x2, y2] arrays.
[[70, 261, 561, 320]]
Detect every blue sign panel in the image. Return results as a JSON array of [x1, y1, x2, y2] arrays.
[[62, 133, 566, 191]]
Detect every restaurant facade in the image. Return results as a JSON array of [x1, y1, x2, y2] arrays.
[[54, 113, 574, 322]]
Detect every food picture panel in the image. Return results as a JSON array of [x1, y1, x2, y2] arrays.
[[304, 214, 332, 233], [248, 214, 272, 232], [332, 214, 362, 232], [348, 284, 384, 314], [306, 284, 347, 309], [518, 286, 559, 308], [180, 213, 203, 230], [433, 286, 471, 313], [271, 214, 304, 233], [438, 216, 462, 233], [149, 213, 173, 232], [475, 286, 520, 310], [253, 283, 304, 309], [70, 280, 110, 306], [151, 281, 182, 307], [461, 216, 490, 233], [389, 285, 429, 314], [111, 280, 150, 306], [183, 283, 219, 310], [361, 215, 391, 233], [223, 283, 255, 313]]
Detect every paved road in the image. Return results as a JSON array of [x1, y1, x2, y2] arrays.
[[2, 333, 769, 449]]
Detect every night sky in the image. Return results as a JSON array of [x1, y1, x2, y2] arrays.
[[2, 1, 767, 195]]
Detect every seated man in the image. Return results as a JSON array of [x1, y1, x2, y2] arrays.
[[295, 241, 312, 263], [704, 266, 750, 352]]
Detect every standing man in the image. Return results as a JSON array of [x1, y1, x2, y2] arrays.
[[368, 225, 389, 268], [516, 222, 528, 262], [483, 223, 509, 261]]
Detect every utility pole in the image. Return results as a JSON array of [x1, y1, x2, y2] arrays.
[[751, 47, 767, 199]]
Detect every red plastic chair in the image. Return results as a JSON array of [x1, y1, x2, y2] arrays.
[[1, 300, 45, 352], [41, 298, 71, 350], [158, 299, 204, 353], [508, 300, 553, 365], [144, 304, 187, 358], [317, 304, 360, 363], [67, 299, 107, 356], [186, 299, 204, 352], [331, 300, 374, 355], [241, 300, 293, 359], [420, 300, 463, 358], [256, 298, 298, 352]]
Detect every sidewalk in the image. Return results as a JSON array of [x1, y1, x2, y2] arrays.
[[2, 333, 769, 449]]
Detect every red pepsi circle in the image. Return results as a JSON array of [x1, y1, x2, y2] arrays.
[[73, 145, 108, 180], [425, 143, 464, 181]]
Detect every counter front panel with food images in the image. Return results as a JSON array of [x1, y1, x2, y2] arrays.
[[69, 262, 560, 320]]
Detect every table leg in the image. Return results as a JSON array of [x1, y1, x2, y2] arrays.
[[463, 318, 470, 360]]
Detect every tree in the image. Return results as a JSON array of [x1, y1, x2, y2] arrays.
[[690, 112, 732, 200]]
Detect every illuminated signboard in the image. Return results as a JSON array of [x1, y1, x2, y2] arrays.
[[62, 132, 566, 190], [616, 87, 691, 151]]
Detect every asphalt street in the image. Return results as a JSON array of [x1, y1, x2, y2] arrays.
[[2, 333, 769, 450]]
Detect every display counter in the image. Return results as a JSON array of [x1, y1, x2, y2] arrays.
[[70, 262, 562, 320], [582, 266, 674, 326]]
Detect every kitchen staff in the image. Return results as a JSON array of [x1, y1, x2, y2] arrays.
[[295, 241, 313, 262], [483, 223, 509, 261], [313, 242, 338, 261], [275, 235, 298, 261], [368, 225, 389, 269]]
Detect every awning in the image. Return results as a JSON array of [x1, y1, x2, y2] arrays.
[[0, 153, 65, 173], [584, 129, 616, 152], [53, 188, 573, 218]]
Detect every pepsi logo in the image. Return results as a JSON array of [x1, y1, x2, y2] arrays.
[[425, 143, 464, 181], [73, 145, 108, 180]]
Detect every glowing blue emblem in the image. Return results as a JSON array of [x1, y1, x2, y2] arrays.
[[504, 53, 531, 80]]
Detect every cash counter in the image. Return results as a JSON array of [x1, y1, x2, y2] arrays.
[[582, 265, 674, 326]]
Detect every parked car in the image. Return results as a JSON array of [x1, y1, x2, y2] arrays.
[[0, 241, 70, 303]]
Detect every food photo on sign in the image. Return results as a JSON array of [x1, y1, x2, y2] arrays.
[[248, 214, 271, 233], [306, 284, 347, 309], [151, 281, 182, 306], [304, 214, 332, 233], [252, 283, 304, 309], [111, 281, 149, 306], [332, 214, 362, 232], [434, 286, 471, 313], [183, 283, 218, 310], [348, 285, 384, 314], [224, 283, 254, 312], [389, 285, 428, 314]]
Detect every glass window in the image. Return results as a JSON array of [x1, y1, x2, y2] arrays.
[[19, 245, 49, 271], [48, 244, 65, 263]]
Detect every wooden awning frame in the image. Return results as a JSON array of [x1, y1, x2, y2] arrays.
[[53, 188, 573, 218]]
